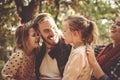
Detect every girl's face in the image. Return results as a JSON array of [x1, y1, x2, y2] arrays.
[[62, 22, 73, 44], [62, 21, 83, 48], [27, 28, 40, 50]]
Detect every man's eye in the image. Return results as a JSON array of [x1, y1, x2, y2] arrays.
[[44, 29, 50, 33]]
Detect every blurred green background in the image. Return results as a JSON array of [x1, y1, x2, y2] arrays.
[[0, 0, 120, 79]]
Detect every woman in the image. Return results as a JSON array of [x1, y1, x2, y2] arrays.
[[87, 16, 120, 80], [1, 21, 40, 80], [62, 15, 98, 80]]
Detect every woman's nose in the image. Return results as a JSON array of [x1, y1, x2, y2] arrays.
[[111, 23, 117, 28], [49, 30, 55, 36]]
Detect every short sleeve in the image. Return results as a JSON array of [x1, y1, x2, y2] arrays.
[[1, 51, 23, 80]]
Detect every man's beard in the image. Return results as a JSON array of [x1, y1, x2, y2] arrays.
[[40, 34, 58, 46]]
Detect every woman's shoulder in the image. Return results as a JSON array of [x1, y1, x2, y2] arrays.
[[10, 48, 24, 59]]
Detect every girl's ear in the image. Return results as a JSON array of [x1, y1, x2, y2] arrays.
[[72, 31, 81, 37]]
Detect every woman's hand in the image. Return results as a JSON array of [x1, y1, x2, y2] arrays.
[[86, 46, 97, 66]]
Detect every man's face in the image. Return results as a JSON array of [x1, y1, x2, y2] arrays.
[[38, 17, 59, 47]]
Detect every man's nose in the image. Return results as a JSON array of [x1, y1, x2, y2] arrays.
[[49, 30, 55, 36]]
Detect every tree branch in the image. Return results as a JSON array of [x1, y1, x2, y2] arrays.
[[14, 0, 39, 23]]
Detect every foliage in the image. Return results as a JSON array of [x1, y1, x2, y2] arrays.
[[0, 0, 16, 61], [0, 0, 120, 60], [0, 1, 119, 79]]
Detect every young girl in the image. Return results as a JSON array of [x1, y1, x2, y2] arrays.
[[1, 22, 40, 80], [62, 15, 98, 80]]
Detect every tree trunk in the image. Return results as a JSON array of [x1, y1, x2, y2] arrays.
[[15, 0, 39, 23]]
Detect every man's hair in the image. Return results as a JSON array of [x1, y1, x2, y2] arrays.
[[33, 13, 53, 30], [33, 13, 63, 39]]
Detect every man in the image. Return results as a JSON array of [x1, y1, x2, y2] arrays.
[[34, 13, 72, 80]]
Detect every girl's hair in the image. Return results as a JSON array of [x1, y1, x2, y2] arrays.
[[15, 21, 36, 53], [63, 15, 99, 45]]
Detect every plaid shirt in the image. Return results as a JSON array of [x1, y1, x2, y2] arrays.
[[35, 38, 72, 80], [93, 46, 120, 80], [108, 56, 120, 80]]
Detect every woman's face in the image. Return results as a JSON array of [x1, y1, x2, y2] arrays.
[[109, 17, 120, 41], [27, 28, 40, 50]]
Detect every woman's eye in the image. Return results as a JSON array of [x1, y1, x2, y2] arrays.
[[116, 22, 120, 26], [32, 33, 36, 37], [37, 33, 39, 36]]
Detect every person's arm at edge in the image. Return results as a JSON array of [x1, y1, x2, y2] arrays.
[[86, 46, 111, 80], [91, 59, 110, 80]]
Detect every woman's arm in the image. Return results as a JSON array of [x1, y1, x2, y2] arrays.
[[86, 46, 110, 80]]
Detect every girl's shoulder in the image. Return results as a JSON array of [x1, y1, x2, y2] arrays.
[[71, 46, 86, 57]]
